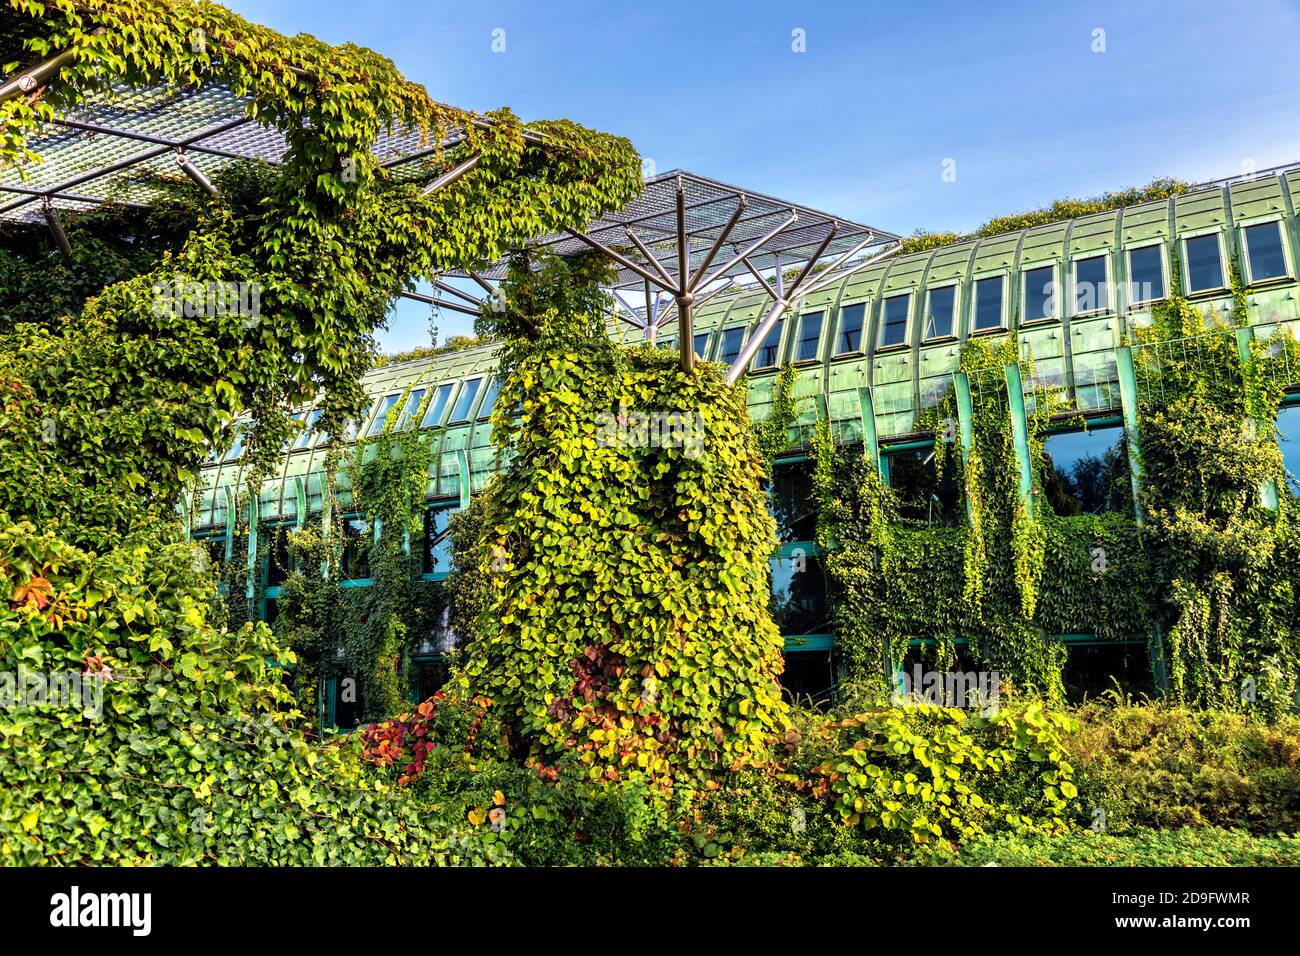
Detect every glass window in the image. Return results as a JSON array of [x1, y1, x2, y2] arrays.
[[341, 515, 371, 580], [293, 409, 322, 450], [1127, 245, 1165, 303], [693, 332, 710, 359], [1074, 256, 1108, 314], [973, 275, 1005, 331], [836, 303, 866, 354], [1244, 221, 1288, 282], [770, 551, 828, 637], [878, 294, 910, 348], [768, 460, 817, 543], [224, 426, 244, 462], [449, 379, 481, 422], [421, 383, 454, 428], [1023, 265, 1056, 322], [779, 649, 834, 705], [423, 506, 455, 576], [1041, 426, 1131, 516], [924, 285, 956, 339], [1277, 404, 1300, 494], [265, 525, 292, 586], [882, 447, 959, 526], [795, 311, 824, 362], [366, 393, 400, 436], [477, 378, 501, 420], [719, 326, 746, 365], [395, 389, 426, 430], [754, 319, 785, 370], [1184, 233, 1224, 292]]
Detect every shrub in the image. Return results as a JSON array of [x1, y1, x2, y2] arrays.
[[914, 827, 1300, 866], [1066, 700, 1300, 835], [0, 517, 466, 865], [812, 702, 1078, 847]]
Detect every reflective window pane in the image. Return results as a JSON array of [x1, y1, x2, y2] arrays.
[[1277, 404, 1300, 494], [1041, 426, 1131, 516], [796, 311, 824, 362], [1245, 221, 1288, 282], [1074, 255, 1108, 314], [720, 326, 746, 365], [755, 318, 785, 369], [449, 379, 481, 422], [974, 275, 1004, 330], [396, 389, 425, 430], [365, 394, 400, 436], [1023, 265, 1056, 322], [836, 303, 865, 354], [693, 332, 710, 359], [421, 383, 454, 428], [879, 294, 910, 348], [925, 285, 956, 339], [1185, 234, 1224, 292], [770, 552, 828, 636], [423, 507, 455, 576], [477, 378, 501, 420], [883, 448, 959, 526], [1128, 245, 1165, 303]]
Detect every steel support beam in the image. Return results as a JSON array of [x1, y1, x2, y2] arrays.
[[724, 236, 897, 385], [1114, 345, 1145, 526], [176, 151, 220, 196], [421, 153, 480, 194], [41, 199, 73, 266]]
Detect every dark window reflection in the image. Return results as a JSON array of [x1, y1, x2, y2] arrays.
[[1041, 426, 1132, 516], [755, 318, 785, 369], [883, 448, 960, 526], [768, 460, 817, 543], [1062, 642, 1152, 703], [1023, 265, 1055, 321], [423, 506, 454, 576], [341, 515, 371, 580], [770, 550, 829, 635], [1127, 245, 1165, 303], [1277, 405, 1300, 494], [1184, 234, 1224, 292], [266, 525, 292, 586], [1245, 221, 1288, 282], [780, 650, 834, 705]]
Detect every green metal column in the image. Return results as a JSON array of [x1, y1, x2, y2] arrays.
[[856, 386, 882, 474], [1115, 345, 1145, 526], [1002, 363, 1036, 517], [1236, 327, 1279, 509], [456, 449, 471, 509], [245, 492, 259, 605], [953, 371, 975, 522]]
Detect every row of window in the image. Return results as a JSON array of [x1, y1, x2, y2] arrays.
[[664, 219, 1294, 369], [211, 376, 502, 463]]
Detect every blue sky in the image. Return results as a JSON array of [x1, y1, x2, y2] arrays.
[[225, 0, 1300, 352]]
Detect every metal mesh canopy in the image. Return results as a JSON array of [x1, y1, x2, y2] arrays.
[[0, 80, 502, 224], [468, 168, 899, 291]]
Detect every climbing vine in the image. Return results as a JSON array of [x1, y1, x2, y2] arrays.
[[1131, 247, 1300, 716], [449, 252, 790, 790]]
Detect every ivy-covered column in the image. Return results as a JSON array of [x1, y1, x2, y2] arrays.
[[1002, 363, 1036, 518], [1114, 344, 1167, 695], [856, 386, 882, 475]]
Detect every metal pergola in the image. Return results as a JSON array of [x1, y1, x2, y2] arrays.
[[2, 47, 902, 381], [476, 169, 901, 380], [0, 45, 540, 305]]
